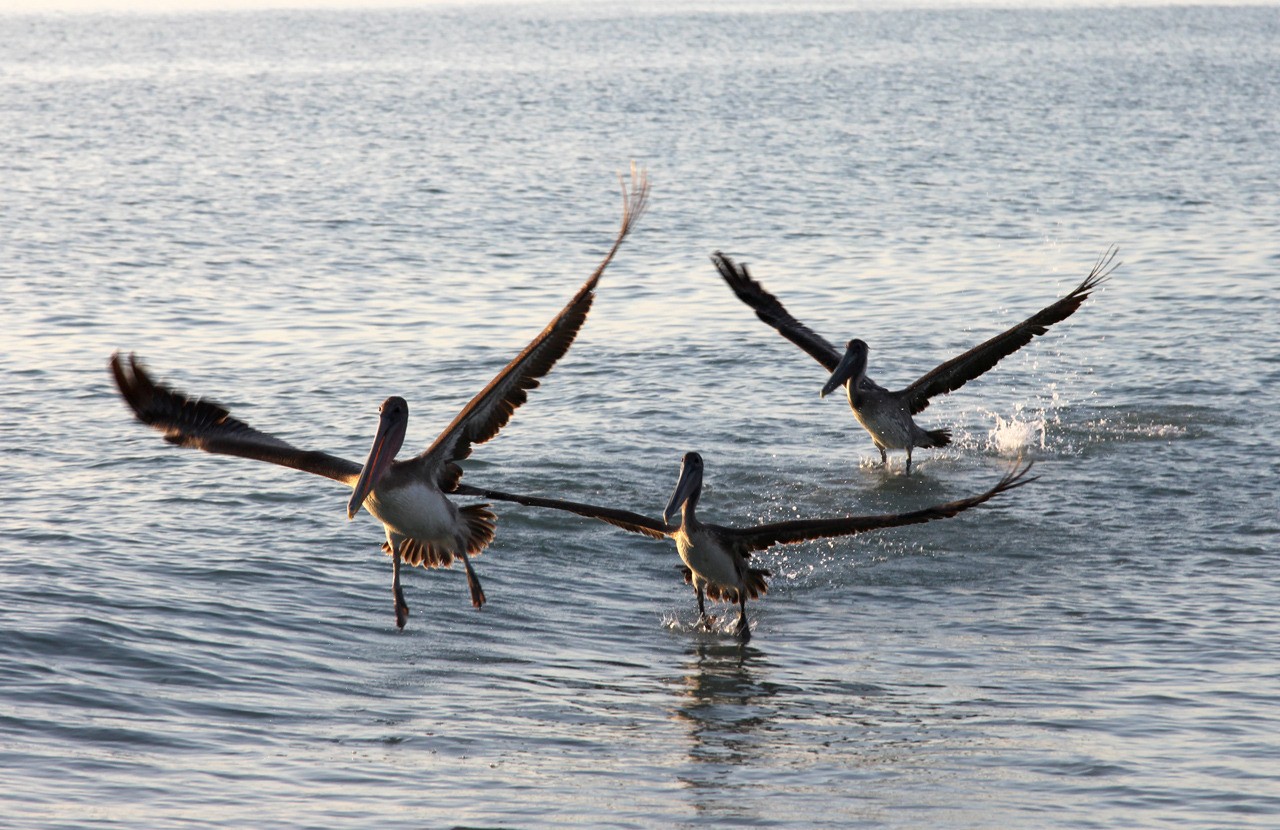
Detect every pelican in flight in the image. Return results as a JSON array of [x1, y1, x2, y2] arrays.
[[458, 453, 1035, 643], [712, 248, 1117, 473], [111, 170, 649, 629]]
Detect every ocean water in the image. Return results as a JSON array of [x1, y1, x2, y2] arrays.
[[2, 3, 1278, 827]]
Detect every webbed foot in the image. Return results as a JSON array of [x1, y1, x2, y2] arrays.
[[462, 554, 486, 609], [394, 592, 410, 631]]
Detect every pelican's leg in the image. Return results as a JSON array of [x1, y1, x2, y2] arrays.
[[905, 447, 913, 475], [695, 583, 712, 630], [459, 551, 486, 609], [735, 594, 752, 644], [391, 546, 410, 630], [878, 445, 888, 467]]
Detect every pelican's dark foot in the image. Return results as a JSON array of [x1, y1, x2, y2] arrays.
[[694, 585, 711, 631], [735, 614, 752, 644], [461, 554, 486, 609], [394, 591, 410, 631], [878, 447, 888, 468], [391, 548, 409, 630], [905, 450, 913, 475]]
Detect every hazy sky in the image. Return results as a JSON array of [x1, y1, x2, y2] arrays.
[[0, 0, 669, 11], [0, 0, 519, 12], [0, 0, 1266, 14], [3, 0, 1268, 13]]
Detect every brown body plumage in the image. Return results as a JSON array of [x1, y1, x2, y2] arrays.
[[712, 247, 1118, 472], [111, 169, 649, 628], [460, 453, 1036, 642]]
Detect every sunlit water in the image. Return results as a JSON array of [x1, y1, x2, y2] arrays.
[[2, 3, 1278, 828]]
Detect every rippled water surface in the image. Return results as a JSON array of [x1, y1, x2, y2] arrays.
[[2, 3, 1278, 827]]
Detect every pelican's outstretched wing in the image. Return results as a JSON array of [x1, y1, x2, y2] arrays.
[[712, 251, 842, 371], [454, 483, 672, 540], [416, 168, 650, 491], [110, 352, 362, 484], [901, 247, 1117, 415], [726, 461, 1036, 553]]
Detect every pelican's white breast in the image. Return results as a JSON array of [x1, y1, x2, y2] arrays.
[[675, 527, 741, 590], [366, 481, 459, 545], [849, 387, 914, 450]]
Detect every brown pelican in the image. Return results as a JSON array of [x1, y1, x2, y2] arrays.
[[712, 248, 1118, 473], [111, 170, 649, 629], [457, 454, 1035, 643]]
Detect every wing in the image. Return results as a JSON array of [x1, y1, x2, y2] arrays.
[[726, 460, 1036, 552], [110, 352, 363, 485], [901, 246, 1118, 415], [416, 168, 650, 490], [453, 483, 673, 540], [712, 251, 843, 372]]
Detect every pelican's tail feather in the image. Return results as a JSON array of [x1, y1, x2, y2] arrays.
[[703, 569, 771, 604], [925, 428, 952, 448], [385, 539, 455, 568], [379, 504, 495, 571], [460, 503, 497, 556], [744, 567, 771, 600]]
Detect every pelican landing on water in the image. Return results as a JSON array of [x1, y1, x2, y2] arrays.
[[713, 247, 1118, 473], [458, 453, 1036, 643], [111, 169, 649, 630]]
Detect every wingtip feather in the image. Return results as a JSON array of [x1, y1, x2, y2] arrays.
[[993, 458, 1037, 494], [1073, 244, 1121, 297]]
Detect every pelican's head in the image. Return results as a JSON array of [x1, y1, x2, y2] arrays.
[[820, 339, 869, 398], [347, 396, 409, 520], [663, 451, 705, 525]]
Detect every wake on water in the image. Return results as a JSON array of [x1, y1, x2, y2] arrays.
[[661, 609, 744, 637]]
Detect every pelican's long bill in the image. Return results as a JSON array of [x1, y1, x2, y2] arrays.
[[820, 339, 868, 398], [347, 396, 409, 519], [663, 452, 704, 524]]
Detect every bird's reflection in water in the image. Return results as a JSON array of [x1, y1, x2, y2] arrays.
[[667, 636, 942, 823], [669, 639, 784, 818]]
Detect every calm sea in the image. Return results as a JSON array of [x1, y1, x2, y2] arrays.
[[2, 2, 1278, 827]]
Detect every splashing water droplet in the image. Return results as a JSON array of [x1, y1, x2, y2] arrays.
[[987, 408, 1047, 454]]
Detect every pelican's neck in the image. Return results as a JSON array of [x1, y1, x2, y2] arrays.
[[847, 360, 867, 390], [846, 374, 861, 405], [680, 493, 699, 527], [840, 346, 870, 402]]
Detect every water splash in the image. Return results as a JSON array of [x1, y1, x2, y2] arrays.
[[974, 381, 1080, 456], [766, 551, 820, 584], [987, 406, 1049, 454], [661, 610, 739, 637], [1079, 417, 1190, 442]]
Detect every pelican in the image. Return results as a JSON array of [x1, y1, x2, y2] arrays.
[[458, 454, 1035, 643], [712, 248, 1118, 473], [111, 169, 649, 629]]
